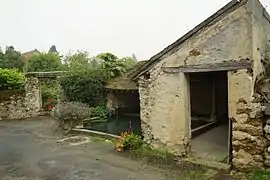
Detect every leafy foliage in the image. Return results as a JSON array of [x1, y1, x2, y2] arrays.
[[60, 51, 137, 106], [0, 68, 25, 90], [97, 52, 136, 78], [40, 79, 60, 110], [24, 52, 63, 111], [90, 106, 109, 119], [0, 46, 24, 71], [25, 52, 63, 72], [120, 56, 137, 69], [115, 132, 143, 152], [52, 101, 91, 131], [63, 51, 98, 72], [60, 70, 108, 106]]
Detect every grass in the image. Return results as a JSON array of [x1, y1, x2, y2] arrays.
[[71, 131, 270, 179], [125, 145, 208, 179], [252, 170, 270, 180]]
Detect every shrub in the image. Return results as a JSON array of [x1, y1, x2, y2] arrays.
[[24, 52, 63, 72], [60, 51, 137, 106], [52, 101, 91, 131], [0, 46, 24, 71], [59, 71, 108, 106], [40, 79, 60, 110], [91, 106, 109, 119], [115, 131, 143, 152], [0, 68, 25, 90]]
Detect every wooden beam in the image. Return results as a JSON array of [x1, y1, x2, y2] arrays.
[[25, 71, 65, 78], [162, 60, 252, 73]]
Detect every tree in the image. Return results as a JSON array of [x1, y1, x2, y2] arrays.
[[0, 48, 4, 61], [120, 56, 137, 69], [60, 51, 138, 106], [25, 52, 63, 72], [64, 51, 96, 72], [60, 51, 108, 106], [96, 52, 118, 62], [0, 46, 24, 71], [96, 52, 128, 78]]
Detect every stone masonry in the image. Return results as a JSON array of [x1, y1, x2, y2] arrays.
[[0, 76, 41, 120]]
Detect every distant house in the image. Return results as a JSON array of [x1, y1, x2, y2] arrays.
[[21, 49, 40, 62]]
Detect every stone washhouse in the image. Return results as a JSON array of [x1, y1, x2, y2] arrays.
[[108, 0, 270, 170]]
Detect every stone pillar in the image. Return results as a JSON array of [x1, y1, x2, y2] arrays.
[[25, 76, 41, 116], [229, 69, 264, 170]]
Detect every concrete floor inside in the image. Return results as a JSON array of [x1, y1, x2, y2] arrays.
[[191, 124, 229, 163]]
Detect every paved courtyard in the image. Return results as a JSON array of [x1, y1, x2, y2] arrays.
[[0, 117, 186, 180]]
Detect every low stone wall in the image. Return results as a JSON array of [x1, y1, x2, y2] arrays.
[[263, 116, 270, 168], [260, 79, 270, 169], [0, 76, 41, 120], [231, 76, 270, 171], [231, 101, 265, 170]]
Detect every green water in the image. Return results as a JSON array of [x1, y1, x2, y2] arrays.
[[86, 116, 141, 135]]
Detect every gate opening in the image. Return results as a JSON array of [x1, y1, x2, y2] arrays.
[[189, 71, 230, 164]]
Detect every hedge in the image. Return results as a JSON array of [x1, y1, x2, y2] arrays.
[[0, 68, 25, 90]]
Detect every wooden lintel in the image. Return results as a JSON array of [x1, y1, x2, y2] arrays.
[[162, 60, 252, 73]]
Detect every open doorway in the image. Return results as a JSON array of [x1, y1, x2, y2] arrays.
[[189, 71, 230, 164]]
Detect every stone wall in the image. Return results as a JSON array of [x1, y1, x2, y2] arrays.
[[0, 76, 41, 120], [229, 69, 265, 170], [255, 78, 270, 169], [263, 104, 270, 168]]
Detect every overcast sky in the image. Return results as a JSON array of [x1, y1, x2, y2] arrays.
[[0, 0, 270, 60]]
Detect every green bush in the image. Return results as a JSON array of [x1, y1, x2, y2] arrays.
[[40, 79, 60, 110], [59, 70, 108, 106], [91, 106, 109, 119], [24, 52, 63, 72], [60, 51, 137, 106], [0, 68, 25, 90]]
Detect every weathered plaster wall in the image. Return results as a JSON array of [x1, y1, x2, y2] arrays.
[[163, 4, 252, 68], [139, 72, 190, 155], [0, 76, 41, 120], [248, 0, 270, 82], [139, 3, 252, 156]]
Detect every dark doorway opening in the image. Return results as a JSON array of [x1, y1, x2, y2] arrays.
[[189, 71, 230, 164]]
